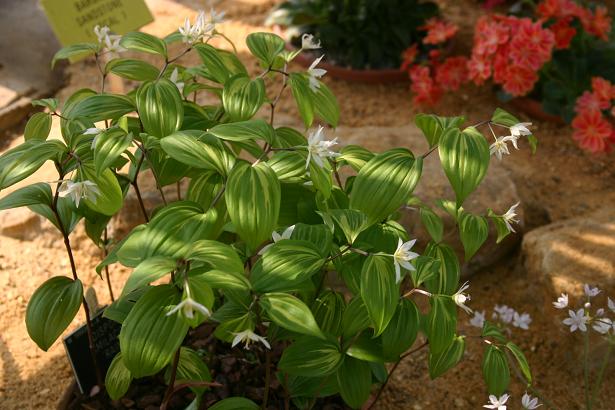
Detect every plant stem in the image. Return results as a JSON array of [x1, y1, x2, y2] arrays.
[[131, 146, 150, 222], [421, 144, 438, 159], [584, 329, 591, 410], [160, 348, 181, 410], [51, 176, 104, 389], [589, 343, 612, 408], [102, 228, 114, 301], [269, 64, 289, 126], [262, 349, 272, 409], [367, 341, 428, 410]]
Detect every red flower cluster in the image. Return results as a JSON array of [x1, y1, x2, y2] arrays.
[[419, 18, 458, 45], [468, 15, 555, 96], [537, 0, 612, 41], [572, 77, 615, 153]]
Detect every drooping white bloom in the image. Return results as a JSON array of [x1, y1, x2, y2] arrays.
[[509, 122, 532, 137], [584, 284, 601, 298], [301, 33, 321, 50], [553, 293, 568, 309], [392, 238, 419, 283], [258, 225, 295, 255], [521, 393, 541, 409], [103, 34, 125, 55], [452, 281, 472, 314], [58, 180, 101, 208], [307, 55, 327, 92], [166, 290, 211, 320], [84, 127, 105, 149], [512, 312, 532, 330], [562, 308, 588, 332], [592, 318, 613, 335], [502, 202, 520, 233], [232, 329, 271, 350], [179, 11, 212, 44], [494, 305, 515, 324], [483, 393, 510, 409], [608, 297, 615, 312], [489, 135, 518, 160], [470, 310, 486, 328], [306, 126, 339, 168], [170, 68, 185, 95], [94, 25, 110, 43]]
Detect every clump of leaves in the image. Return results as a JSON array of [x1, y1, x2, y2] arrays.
[[0, 10, 538, 409]]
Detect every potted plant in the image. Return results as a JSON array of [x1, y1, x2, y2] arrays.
[[266, 0, 444, 83], [1, 9, 545, 410]]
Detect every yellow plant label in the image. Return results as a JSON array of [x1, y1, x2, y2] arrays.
[[41, 0, 154, 46]]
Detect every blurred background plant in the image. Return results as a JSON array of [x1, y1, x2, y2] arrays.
[[266, 0, 440, 70]]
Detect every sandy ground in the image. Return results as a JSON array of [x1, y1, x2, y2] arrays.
[[1, 0, 615, 409]]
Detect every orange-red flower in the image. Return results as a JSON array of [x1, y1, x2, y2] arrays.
[[574, 91, 610, 114], [591, 77, 614, 105], [587, 6, 612, 41], [435, 56, 469, 91], [537, 0, 580, 20], [409, 65, 442, 106], [467, 54, 492, 85], [420, 18, 458, 45], [572, 110, 614, 153], [549, 18, 576, 49], [473, 16, 509, 56], [401, 44, 419, 72], [502, 65, 538, 96]]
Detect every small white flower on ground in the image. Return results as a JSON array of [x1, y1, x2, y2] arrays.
[[483, 393, 510, 409], [258, 225, 295, 255], [521, 393, 541, 409], [509, 122, 532, 137], [452, 281, 472, 314], [608, 297, 615, 312], [553, 293, 568, 309], [562, 308, 588, 332], [94, 25, 110, 43], [392, 238, 419, 283], [58, 180, 101, 208], [470, 310, 486, 328], [306, 126, 339, 168], [208, 7, 225, 26], [307, 55, 327, 92], [584, 284, 601, 298], [494, 305, 515, 323], [232, 329, 271, 350], [596, 308, 604, 316], [166, 293, 211, 320], [502, 202, 520, 233], [489, 135, 518, 160], [512, 312, 532, 330], [170, 68, 185, 95], [592, 318, 612, 335], [301, 33, 321, 50]]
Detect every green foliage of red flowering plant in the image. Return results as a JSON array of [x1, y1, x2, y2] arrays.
[[0, 10, 542, 409]]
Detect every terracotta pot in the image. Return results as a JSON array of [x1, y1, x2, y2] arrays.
[[292, 48, 409, 85], [509, 97, 566, 125]]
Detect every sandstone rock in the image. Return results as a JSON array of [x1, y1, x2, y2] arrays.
[[337, 124, 523, 276], [0, 208, 40, 240], [522, 207, 615, 296]]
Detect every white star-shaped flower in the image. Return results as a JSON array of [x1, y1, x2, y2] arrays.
[[509, 122, 532, 137], [452, 281, 472, 314], [307, 55, 327, 92], [301, 33, 321, 50], [553, 293, 568, 309], [489, 135, 518, 160], [583, 284, 601, 298], [562, 308, 588, 332], [306, 126, 339, 168], [502, 202, 520, 233], [258, 225, 295, 255], [483, 393, 510, 409], [83, 127, 105, 149], [392, 238, 419, 283], [232, 329, 271, 350], [521, 393, 541, 409], [512, 312, 531, 330], [592, 318, 613, 335], [494, 305, 515, 324], [169, 68, 185, 95], [94, 25, 110, 43], [58, 180, 101, 208], [166, 295, 211, 320], [470, 310, 486, 328]]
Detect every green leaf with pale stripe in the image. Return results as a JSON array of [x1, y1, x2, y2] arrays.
[[289, 73, 314, 128], [459, 212, 489, 260], [425, 295, 457, 354], [69, 94, 135, 123], [136, 79, 184, 138], [225, 160, 280, 251], [24, 112, 52, 141], [260, 292, 323, 338], [208, 119, 275, 144], [360, 255, 398, 336], [337, 357, 372, 408], [52, 43, 98, 67], [105, 58, 159, 81], [438, 126, 490, 207], [120, 32, 167, 57], [420, 207, 443, 243], [94, 128, 133, 175], [279, 336, 342, 377], [506, 342, 532, 383], [119, 285, 188, 378], [381, 299, 420, 360], [314, 82, 340, 127], [222, 75, 266, 122], [26, 276, 83, 351], [121, 256, 177, 297], [350, 149, 422, 225], [423, 242, 460, 296], [161, 131, 235, 176], [78, 165, 123, 216], [106, 353, 132, 400], [0, 183, 52, 210], [429, 335, 465, 379], [482, 344, 510, 396], [246, 32, 285, 66]]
